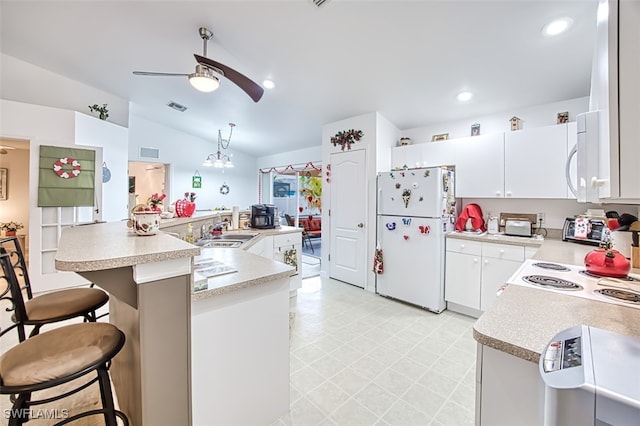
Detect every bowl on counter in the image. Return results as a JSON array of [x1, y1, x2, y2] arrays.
[[132, 212, 161, 236]]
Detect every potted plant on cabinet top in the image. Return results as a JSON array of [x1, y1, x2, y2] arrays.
[[1, 221, 24, 236]]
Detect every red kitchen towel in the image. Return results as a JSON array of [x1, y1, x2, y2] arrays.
[[455, 203, 486, 232]]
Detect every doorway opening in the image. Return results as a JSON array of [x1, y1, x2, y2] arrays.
[[127, 162, 169, 211], [259, 162, 322, 278]]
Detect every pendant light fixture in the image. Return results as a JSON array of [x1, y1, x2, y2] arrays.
[[203, 123, 235, 168]]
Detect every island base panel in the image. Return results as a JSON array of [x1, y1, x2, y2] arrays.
[[80, 269, 192, 426], [192, 277, 290, 425]]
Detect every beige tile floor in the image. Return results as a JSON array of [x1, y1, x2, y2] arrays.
[[277, 276, 477, 426]]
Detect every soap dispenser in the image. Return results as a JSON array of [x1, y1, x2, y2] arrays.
[[184, 223, 196, 243]]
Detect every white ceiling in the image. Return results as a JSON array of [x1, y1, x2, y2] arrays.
[[0, 0, 597, 157]]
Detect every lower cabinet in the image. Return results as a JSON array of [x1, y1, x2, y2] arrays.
[[245, 232, 302, 294], [476, 345, 543, 426], [445, 237, 537, 316]]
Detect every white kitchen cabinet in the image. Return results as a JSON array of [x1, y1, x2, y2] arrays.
[[446, 238, 536, 316], [446, 133, 505, 198], [391, 143, 423, 170], [480, 243, 525, 311], [272, 233, 302, 293], [246, 235, 274, 259], [477, 345, 543, 426], [504, 123, 569, 198], [245, 232, 302, 294]]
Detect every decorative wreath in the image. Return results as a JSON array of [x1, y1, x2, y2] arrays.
[[53, 157, 81, 179], [220, 183, 230, 195], [331, 129, 364, 151]]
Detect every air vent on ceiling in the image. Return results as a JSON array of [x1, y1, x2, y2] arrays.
[[167, 101, 187, 112], [139, 147, 160, 159], [310, 0, 331, 7]]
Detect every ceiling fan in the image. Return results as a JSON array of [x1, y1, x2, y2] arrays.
[[133, 27, 264, 102]]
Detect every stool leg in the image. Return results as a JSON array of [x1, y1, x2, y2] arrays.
[[8, 392, 30, 426], [96, 366, 119, 426]]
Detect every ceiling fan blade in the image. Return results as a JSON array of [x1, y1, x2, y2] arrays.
[[133, 71, 190, 77], [194, 54, 264, 102]]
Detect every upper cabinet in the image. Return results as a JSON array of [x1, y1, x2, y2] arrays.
[[392, 123, 575, 199], [504, 123, 572, 199], [445, 133, 505, 198]]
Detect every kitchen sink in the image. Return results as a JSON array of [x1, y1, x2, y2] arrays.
[[194, 233, 258, 248]]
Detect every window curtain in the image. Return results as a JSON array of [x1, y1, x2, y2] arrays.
[[38, 145, 95, 207]]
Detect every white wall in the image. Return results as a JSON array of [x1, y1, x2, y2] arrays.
[[256, 145, 322, 170], [0, 54, 129, 127], [128, 115, 258, 210], [75, 112, 129, 222], [375, 112, 400, 172], [0, 147, 29, 235], [401, 97, 589, 143]]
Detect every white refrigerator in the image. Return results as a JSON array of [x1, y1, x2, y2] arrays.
[[376, 167, 456, 312]]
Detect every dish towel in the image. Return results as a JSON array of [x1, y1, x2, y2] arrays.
[[373, 244, 384, 274]]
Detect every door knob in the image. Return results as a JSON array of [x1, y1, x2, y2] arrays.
[[357, 223, 364, 228]]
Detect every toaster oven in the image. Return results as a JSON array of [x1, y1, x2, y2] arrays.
[[562, 217, 607, 246]]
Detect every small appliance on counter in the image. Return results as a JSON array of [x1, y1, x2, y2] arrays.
[[539, 325, 640, 426], [250, 204, 276, 229], [562, 217, 607, 246], [504, 219, 532, 237]]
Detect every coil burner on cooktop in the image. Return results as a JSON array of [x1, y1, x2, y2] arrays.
[[594, 288, 640, 305], [532, 262, 571, 272], [579, 270, 640, 282], [522, 275, 584, 291]]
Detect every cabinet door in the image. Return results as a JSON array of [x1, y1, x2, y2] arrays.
[[504, 124, 568, 198], [445, 251, 481, 309], [246, 235, 274, 259], [447, 133, 505, 198], [421, 140, 454, 168], [391, 144, 422, 170], [480, 258, 522, 311]]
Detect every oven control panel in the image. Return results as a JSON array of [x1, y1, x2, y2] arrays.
[[542, 336, 583, 372]]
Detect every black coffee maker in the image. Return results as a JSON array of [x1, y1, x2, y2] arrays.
[[251, 204, 276, 229]]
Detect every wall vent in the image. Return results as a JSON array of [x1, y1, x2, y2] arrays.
[[310, 0, 331, 7], [167, 101, 187, 112], [139, 147, 160, 159]]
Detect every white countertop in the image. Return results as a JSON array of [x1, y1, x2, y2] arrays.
[[191, 248, 294, 301], [55, 221, 200, 272], [447, 230, 545, 247]]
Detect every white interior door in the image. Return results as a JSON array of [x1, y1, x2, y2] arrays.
[[329, 149, 367, 288]]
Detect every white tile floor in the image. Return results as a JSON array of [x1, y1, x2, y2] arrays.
[[276, 276, 477, 426]]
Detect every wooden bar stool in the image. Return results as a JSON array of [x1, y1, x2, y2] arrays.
[[0, 252, 128, 425], [0, 241, 109, 341]]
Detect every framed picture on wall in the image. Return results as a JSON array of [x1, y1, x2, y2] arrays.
[[0, 168, 7, 201]]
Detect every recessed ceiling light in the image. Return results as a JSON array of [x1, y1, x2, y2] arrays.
[[542, 17, 573, 37], [457, 92, 473, 102], [262, 79, 275, 89]]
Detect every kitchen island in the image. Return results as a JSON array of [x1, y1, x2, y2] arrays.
[[473, 238, 640, 425], [55, 221, 295, 426]]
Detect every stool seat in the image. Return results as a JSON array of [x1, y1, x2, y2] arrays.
[[0, 322, 123, 390], [21, 288, 109, 322]]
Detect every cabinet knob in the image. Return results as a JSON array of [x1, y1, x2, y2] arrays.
[[484, 259, 489, 264], [495, 191, 501, 197], [460, 244, 465, 249], [506, 191, 512, 197], [499, 249, 505, 254], [473, 258, 479, 263]]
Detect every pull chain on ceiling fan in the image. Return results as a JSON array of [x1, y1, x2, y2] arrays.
[[133, 27, 264, 102]]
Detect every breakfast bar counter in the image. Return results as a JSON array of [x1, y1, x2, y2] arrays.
[[55, 222, 295, 426]]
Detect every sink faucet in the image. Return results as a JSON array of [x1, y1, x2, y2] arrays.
[[200, 223, 214, 239]]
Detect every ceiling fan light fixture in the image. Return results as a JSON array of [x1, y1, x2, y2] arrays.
[[213, 157, 224, 168], [202, 155, 214, 167], [457, 91, 473, 102], [189, 68, 220, 92], [224, 159, 234, 168]]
